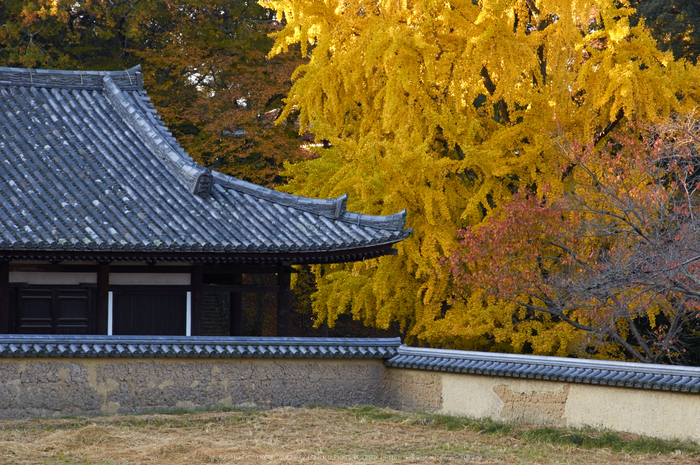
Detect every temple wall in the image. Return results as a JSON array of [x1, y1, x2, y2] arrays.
[[0, 358, 393, 419], [398, 370, 700, 442], [1, 347, 699, 443]]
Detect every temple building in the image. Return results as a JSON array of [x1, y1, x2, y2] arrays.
[[0, 65, 411, 336]]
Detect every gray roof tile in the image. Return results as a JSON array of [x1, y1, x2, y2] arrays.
[[0, 334, 401, 359], [0, 66, 411, 259], [386, 346, 700, 392]]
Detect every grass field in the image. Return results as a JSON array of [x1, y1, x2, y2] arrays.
[[0, 406, 698, 464]]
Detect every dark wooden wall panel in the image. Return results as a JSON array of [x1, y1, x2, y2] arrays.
[[112, 290, 187, 336], [0, 262, 8, 333]]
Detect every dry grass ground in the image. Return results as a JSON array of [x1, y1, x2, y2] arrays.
[[0, 407, 698, 464]]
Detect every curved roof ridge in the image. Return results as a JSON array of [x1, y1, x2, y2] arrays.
[[340, 209, 407, 231], [212, 171, 407, 231], [102, 74, 213, 197], [0, 65, 142, 90]]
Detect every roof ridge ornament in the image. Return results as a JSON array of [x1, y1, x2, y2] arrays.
[[334, 194, 347, 219]]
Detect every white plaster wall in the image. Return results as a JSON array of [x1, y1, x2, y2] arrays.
[[10, 272, 97, 285], [440, 374, 570, 425], [565, 384, 700, 442], [437, 372, 700, 442], [109, 273, 190, 285], [10, 272, 191, 286], [440, 373, 504, 419], [386, 368, 443, 412]]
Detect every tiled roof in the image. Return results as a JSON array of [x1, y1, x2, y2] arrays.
[[0, 334, 401, 359], [0, 66, 411, 260], [386, 346, 700, 392]]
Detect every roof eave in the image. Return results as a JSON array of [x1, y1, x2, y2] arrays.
[[0, 241, 404, 265]]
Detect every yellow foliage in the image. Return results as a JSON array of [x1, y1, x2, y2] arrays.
[[262, 0, 700, 352]]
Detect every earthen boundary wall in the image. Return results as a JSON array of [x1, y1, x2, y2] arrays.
[[1, 337, 699, 443]]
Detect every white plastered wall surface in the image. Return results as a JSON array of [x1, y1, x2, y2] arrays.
[[10, 272, 98, 285], [438, 372, 700, 442], [10, 272, 190, 286], [564, 383, 700, 442], [109, 273, 190, 285]]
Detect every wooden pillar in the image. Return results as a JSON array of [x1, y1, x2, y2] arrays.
[[96, 263, 110, 335], [229, 273, 243, 336], [276, 267, 291, 337], [0, 261, 9, 334], [191, 264, 203, 336]]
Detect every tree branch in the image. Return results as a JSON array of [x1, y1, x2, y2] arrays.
[[480, 66, 510, 124]]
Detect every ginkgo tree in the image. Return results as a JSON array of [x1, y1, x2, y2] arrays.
[[262, 0, 700, 352]]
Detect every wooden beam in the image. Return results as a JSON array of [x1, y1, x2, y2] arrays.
[[276, 267, 291, 337], [108, 266, 190, 273], [203, 265, 285, 275], [204, 284, 279, 293], [9, 264, 298, 275], [229, 273, 243, 336], [96, 263, 110, 335], [0, 242, 399, 266], [191, 264, 203, 336], [0, 261, 9, 333]]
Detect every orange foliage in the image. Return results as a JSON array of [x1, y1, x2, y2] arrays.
[[448, 116, 700, 363]]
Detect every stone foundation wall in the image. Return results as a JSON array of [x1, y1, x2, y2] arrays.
[[0, 358, 393, 419]]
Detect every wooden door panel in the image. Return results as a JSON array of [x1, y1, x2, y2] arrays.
[[112, 289, 187, 336]]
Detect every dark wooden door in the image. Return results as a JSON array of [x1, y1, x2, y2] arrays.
[[112, 288, 187, 335], [15, 287, 93, 334]]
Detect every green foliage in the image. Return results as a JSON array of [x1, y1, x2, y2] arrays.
[[519, 426, 700, 455], [0, 0, 138, 69], [342, 406, 700, 455]]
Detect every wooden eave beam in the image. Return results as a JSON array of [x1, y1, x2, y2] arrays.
[[0, 243, 400, 265], [8, 264, 297, 275]]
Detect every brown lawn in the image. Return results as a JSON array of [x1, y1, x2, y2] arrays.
[[0, 407, 697, 464]]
